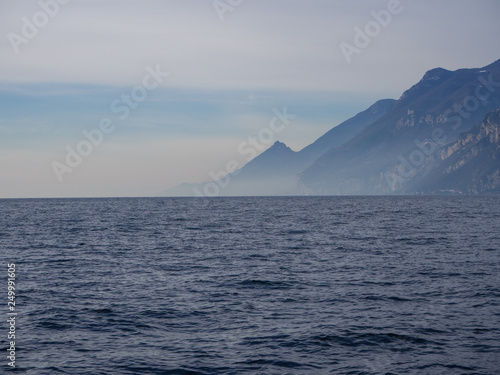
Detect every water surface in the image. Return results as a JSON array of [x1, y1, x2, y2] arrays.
[[1, 196, 499, 374]]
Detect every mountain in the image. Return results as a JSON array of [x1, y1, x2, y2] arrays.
[[299, 98, 396, 161], [212, 141, 301, 196], [299, 59, 500, 195], [407, 107, 500, 194], [164, 99, 395, 196], [164, 59, 500, 197]]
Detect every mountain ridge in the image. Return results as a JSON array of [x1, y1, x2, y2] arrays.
[[163, 59, 500, 197], [299, 59, 500, 195]]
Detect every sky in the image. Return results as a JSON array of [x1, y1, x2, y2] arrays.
[[1, 0, 499, 198]]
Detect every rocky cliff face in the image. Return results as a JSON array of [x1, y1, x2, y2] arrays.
[[408, 108, 500, 194]]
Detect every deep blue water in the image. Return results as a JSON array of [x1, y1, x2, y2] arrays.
[[1, 196, 500, 374]]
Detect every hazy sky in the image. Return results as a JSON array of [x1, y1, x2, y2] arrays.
[[1, 0, 499, 198]]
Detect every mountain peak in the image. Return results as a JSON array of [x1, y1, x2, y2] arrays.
[[399, 66, 453, 101], [267, 140, 293, 154], [422, 67, 452, 81]]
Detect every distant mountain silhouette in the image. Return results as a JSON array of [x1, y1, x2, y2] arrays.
[[164, 59, 500, 196], [164, 99, 395, 196]]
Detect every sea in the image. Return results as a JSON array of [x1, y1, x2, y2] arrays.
[[1, 196, 499, 374]]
